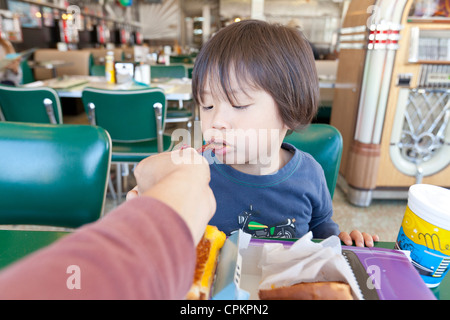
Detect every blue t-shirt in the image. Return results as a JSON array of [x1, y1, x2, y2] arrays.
[[205, 143, 340, 239]]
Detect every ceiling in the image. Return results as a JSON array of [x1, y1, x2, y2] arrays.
[[181, 0, 219, 17], [180, 0, 344, 18]]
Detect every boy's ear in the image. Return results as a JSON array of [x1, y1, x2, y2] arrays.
[[283, 122, 294, 132]]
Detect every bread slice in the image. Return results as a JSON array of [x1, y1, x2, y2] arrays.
[[259, 281, 353, 300], [186, 225, 226, 300]]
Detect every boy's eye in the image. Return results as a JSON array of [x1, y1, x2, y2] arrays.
[[201, 106, 213, 111], [233, 105, 250, 110]]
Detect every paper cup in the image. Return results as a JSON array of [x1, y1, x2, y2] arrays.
[[396, 184, 450, 288]]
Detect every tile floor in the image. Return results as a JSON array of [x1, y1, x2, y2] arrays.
[[331, 187, 406, 242]]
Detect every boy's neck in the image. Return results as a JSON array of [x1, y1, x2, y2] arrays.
[[230, 147, 293, 176]]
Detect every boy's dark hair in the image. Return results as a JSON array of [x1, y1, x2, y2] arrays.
[[192, 19, 319, 131]]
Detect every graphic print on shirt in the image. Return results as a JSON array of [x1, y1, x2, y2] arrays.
[[237, 205, 296, 238]]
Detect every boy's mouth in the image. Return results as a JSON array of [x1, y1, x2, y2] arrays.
[[206, 138, 230, 155], [210, 140, 226, 148]]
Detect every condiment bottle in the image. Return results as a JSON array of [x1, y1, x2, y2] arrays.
[[105, 51, 115, 84]]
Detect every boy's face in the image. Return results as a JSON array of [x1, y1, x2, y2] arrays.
[[199, 74, 289, 174]]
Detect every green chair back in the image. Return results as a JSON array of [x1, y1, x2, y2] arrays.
[[82, 87, 166, 142], [187, 66, 193, 79], [81, 87, 172, 163], [0, 122, 111, 228], [20, 59, 35, 84], [283, 124, 343, 198], [151, 64, 186, 80], [81, 87, 172, 199], [0, 85, 63, 124], [90, 64, 106, 76], [170, 55, 193, 64], [89, 53, 94, 75]]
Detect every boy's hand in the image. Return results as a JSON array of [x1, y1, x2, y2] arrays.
[[338, 230, 379, 247]]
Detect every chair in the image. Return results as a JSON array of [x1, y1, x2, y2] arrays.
[[283, 124, 343, 198], [90, 64, 106, 76], [187, 66, 193, 79], [20, 58, 35, 85], [151, 65, 195, 133], [164, 100, 196, 137], [150, 64, 187, 80], [0, 85, 63, 124], [0, 121, 111, 227], [0, 122, 111, 268], [81, 87, 173, 199], [169, 55, 194, 64]]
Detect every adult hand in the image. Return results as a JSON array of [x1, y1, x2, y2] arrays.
[[127, 148, 216, 244]]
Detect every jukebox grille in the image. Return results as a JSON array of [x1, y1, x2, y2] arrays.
[[398, 89, 450, 164]]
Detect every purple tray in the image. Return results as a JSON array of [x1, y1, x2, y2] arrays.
[[250, 238, 436, 300]]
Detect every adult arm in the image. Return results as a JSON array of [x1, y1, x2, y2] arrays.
[[0, 197, 196, 299]]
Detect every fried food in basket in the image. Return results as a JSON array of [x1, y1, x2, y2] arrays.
[[186, 225, 226, 300], [259, 281, 353, 300]]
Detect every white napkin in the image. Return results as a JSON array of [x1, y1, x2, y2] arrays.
[[258, 232, 363, 300]]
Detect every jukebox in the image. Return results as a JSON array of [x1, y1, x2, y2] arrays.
[[331, 0, 450, 206]]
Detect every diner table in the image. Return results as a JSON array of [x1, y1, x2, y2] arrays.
[[23, 75, 332, 103], [0, 230, 447, 300], [22, 75, 193, 107]]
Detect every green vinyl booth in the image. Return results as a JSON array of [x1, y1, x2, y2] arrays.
[[283, 124, 343, 198], [0, 122, 112, 269]]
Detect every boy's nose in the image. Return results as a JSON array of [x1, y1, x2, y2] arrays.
[[211, 110, 232, 130], [211, 118, 231, 130]]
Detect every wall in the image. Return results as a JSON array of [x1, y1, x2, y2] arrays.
[[139, 0, 180, 40], [220, 0, 346, 52], [0, 0, 140, 51]]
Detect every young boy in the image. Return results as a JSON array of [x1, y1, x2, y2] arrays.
[[191, 19, 378, 247]]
